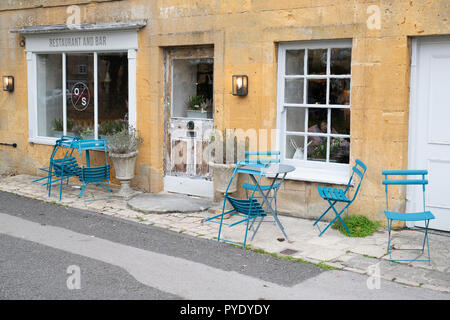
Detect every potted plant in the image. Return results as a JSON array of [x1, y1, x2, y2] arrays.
[[208, 129, 246, 194], [52, 118, 75, 138], [79, 127, 95, 140], [107, 125, 143, 198], [99, 120, 127, 142], [186, 95, 210, 119]]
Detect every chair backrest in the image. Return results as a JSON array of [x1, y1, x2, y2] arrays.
[[73, 139, 109, 167], [346, 159, 367, 201], [382, 170, 428, 212], [75, 139, 108, 152], [50, 136, 81, 162], [240, 151, 280, 165]]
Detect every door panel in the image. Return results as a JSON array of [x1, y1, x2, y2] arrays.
[[163, 46, 214, 197], [410, 38, 450, 231]]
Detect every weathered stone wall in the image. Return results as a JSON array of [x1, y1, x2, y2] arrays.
[[0, 0, 449, 222]]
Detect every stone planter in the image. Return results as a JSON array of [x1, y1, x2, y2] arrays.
[[209, 162, 237, 194], [109, 150, 138, 198]]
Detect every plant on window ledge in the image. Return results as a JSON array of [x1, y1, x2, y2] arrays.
[[79, 127, 95, 139], [187, 95, 212, 113], [51, 118, 75, 137], [187, 95, 205, 111], [311, 138, 344, 161], [99, 120, 128, 137]]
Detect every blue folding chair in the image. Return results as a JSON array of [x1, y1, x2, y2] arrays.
[[33, 136, 81, 200], [382, 170, 434, 265], [314, 159, 367, 236], [205, 159, 270, 248], [74, 139, 112, 201]]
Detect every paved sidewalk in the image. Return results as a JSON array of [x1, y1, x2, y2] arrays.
[[1, 174, 449, 293]]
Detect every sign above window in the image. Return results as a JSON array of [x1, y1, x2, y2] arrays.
[[11, 21, 146, 53]]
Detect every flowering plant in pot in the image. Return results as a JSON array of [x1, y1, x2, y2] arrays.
[[107, 125, 143, 198]]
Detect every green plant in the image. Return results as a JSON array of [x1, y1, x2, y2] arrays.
[[99, 120, 127, 136], [79, 127, 94, 137], [187, 95, 205, 110], [332, 214, 381, 237], [52, 118, 64, 131], [311, 138, 343, 160], [51, 118, 75, 132], [107, 125, 143, 154]]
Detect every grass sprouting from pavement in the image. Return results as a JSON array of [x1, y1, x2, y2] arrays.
[[231, 245, 338, 271], [332, 214, 381, 237]]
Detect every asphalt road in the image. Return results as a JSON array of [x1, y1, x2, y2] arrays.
[[0, 191, 449, 301]]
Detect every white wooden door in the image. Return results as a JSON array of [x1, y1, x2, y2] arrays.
[[409, 37, 450, 231], [163, 47, 214, 198]]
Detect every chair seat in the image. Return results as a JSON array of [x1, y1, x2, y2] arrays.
[[384, 210, 435, 221], [318, 186, 351, 202], [227, 196, 267, 216], [242, 182, 280, 191]]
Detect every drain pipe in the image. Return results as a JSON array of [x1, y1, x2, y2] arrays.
[[0, 142, 17, 148]]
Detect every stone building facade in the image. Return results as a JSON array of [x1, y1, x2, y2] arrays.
[[0, 0, 449, 230]]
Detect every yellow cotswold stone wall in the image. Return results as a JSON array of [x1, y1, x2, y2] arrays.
[[0, 0, 449, 222]]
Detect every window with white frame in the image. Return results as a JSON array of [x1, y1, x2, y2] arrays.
[[20, 28, 141, 145], [277, 40, 352, 181], [35, 52, 129, 140]]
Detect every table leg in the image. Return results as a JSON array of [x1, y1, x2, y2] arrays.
[[249, 174, 289, 241]]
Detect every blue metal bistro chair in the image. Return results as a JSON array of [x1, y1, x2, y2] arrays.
[[314, 159, 367, 236], [205, 159, 269, 249], [382, 170, 434, 265], [33, 136, 81, 200], [74, 139, 112, 201]]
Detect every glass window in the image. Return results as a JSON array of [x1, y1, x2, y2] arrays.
[[34, 51, 129, 140], [36, 54, 63, 138], [66, 53, 94, 138], [280, 42, 351, 165], [172, 58, 213, 119], [98, 53, 128, 139]]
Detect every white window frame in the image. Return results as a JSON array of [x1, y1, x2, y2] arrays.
[[276, 40, 352, 185], [24, 31, 138, 145]]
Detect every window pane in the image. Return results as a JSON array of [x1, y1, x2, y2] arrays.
[[307, 79, 326, 104], [286, 135, 305, 160], [331, 48, 351, 75], [330, 78, 351, 105], [308, 108, 328, 134], [307, 49, 327, 75], [331, 109, 350, 135], [36, 54, 63, 137], [285, 50, 304, 75], [66, 53, 94, 138], [284, 78, 304, 104], [286, 107, 305, 132], [172, 58, 214, 119], [330, 138, 350, 164], [98, 53, 128, 139], [307, 136, 326, 162]]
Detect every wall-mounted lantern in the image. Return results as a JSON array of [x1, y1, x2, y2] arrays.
[[3, 76, 14, 92], [232, 75, 248, 96]]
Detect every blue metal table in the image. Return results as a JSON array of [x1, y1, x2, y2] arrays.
[[239, 163, 295, 241]]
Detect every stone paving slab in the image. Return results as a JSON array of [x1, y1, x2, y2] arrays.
[[128, 193, 213, 214], [1, 174, 449, 293]]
